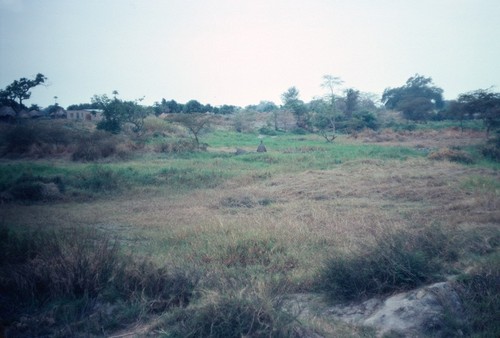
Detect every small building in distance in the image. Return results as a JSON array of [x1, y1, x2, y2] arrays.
[[66, 109, 103, 122]]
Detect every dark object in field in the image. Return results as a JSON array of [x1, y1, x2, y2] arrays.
[[235, 148, 247, 155], [257, 140, 267, 153]]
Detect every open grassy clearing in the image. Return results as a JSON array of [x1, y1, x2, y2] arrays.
[[1, 130, 499, 336]]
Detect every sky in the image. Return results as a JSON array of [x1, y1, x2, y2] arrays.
[[1, 0, 499, 109]]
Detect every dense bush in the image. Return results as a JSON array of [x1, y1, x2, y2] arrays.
[[318, 226, 449, 301], [480, 131, 500, 161], [1, 122, 75, 157], [71, 130, 124, 161], [0, 227, 199, 336], [1, 124, 39, 154], [5, 172, 64, 202]]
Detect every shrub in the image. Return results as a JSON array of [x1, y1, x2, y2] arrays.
[[0, 227, 199, 336], [160, 285, 302, 338], [155, 139, 199, 154], [455, 255, 500, 337], [115, 261, 198, 313], [8, 180, 44, 201], [291, 127, 308, 135], [221, 238, 286, 268], [2, 124, 39, 155], [76, 166, 122, 193], [71, 130, 121, 161], [142, 116, 181, 136], [480, 131, 500, 161], [6, 172, 65, 202], [318, 227, 445, 301], [1, 122, 75, 158]]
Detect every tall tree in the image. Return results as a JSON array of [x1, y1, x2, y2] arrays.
[[183, 99, 204, 113], [457, 89, 500, 137], [344, 88, 360, 119], [281, 87, 307, 128], [382, 74, 443, 121], [92, 94, 149, 134], [309, 98, 337, 142], [0, 73, 47, 110], [320, 74, 344, 134]]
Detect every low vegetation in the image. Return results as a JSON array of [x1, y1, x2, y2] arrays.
[[0, 227, 199, 337], [0, 115, 498, 337], [318, 225, 453, 301]]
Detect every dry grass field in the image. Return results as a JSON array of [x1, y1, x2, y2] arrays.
[[0, 126, 498, 337]]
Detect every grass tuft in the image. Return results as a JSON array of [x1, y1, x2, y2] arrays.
[[455, 254, 500, 337], [317, 226, 449, 301], [160, 283, 304, 338], [0, 226, 199, 336]]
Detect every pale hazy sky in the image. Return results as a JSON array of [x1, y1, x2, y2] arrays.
[[1, 0, 499, 108]]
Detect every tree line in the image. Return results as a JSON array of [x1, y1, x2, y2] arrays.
[[1, 73, 499, 140]]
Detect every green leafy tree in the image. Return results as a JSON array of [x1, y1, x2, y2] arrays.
[[281, 87, 307, 128], [445, 100, 470, 132], [256, 100, 278, 113], [154, 99, 182, 115], [458, 89, 500, 137], [0, 73, 47, 111], [216, 104, 238, 115], [183, 99, 204, 113], [92, 94, 149, 134], [344, 88, 359, 119], [168, 113, 211, 147], [382, 74, 444, 121], [307, 98, 335, 142]]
